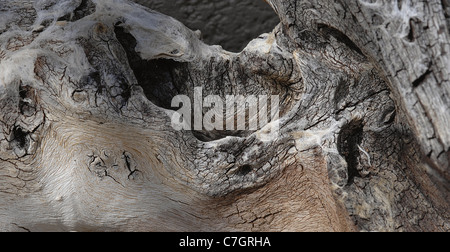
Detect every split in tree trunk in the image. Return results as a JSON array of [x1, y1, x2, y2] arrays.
[[0, 0, 448, 231]]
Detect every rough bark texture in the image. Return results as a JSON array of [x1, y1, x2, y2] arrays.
[[0, 0, 448, 232]]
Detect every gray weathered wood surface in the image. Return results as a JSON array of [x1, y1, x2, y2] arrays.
[[0, 0, 448, 231]]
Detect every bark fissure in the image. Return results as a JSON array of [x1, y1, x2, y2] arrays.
[[0, 0, 448, 232]]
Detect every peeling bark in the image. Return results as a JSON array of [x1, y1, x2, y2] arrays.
[[0, 0, 448, 232]]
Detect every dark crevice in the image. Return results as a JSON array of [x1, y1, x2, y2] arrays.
[[123, 152, 140, 180], [114, 23, 252, 142], [380, 106, 397, 125], [334, 77, 349, 110], [412, 68, 433, 88], [10, 126, 30, 158], [57, 0, 96, 22], [18, 84, 37, 117], [317, 24, 365, 57], [88, 71, 101, 86], [12, 127, 27, 150], [11, 223, 31, 232], [440, 0, 450, 34], [442, 0, 450, 17], [338, 119, 364, 186], [236, 164, 252, 176], [407, 19, 416, 42], [72, 0, 96, 21], [397, 0, 404, 10], [114, 24, 188, 110], [406, 18, 424, 42]]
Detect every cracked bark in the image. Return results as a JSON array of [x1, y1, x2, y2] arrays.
[[0, 0, 448, 232]]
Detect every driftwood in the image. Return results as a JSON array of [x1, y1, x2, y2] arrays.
[[0, 0, 448, 231], [132, 0, 280, 52]]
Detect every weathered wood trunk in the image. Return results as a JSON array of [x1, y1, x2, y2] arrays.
[[0, 0, 448, 231]]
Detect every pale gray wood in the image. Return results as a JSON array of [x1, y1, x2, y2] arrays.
[[0, 0, 448, 231]]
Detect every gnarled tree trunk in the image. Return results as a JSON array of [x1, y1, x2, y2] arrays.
[[0, 0, 448, 231]]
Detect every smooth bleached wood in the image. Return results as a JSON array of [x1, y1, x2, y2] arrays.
[[0, 0, 448, 231]]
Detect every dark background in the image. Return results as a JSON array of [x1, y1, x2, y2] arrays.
[[133, 0, 280, 52]]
